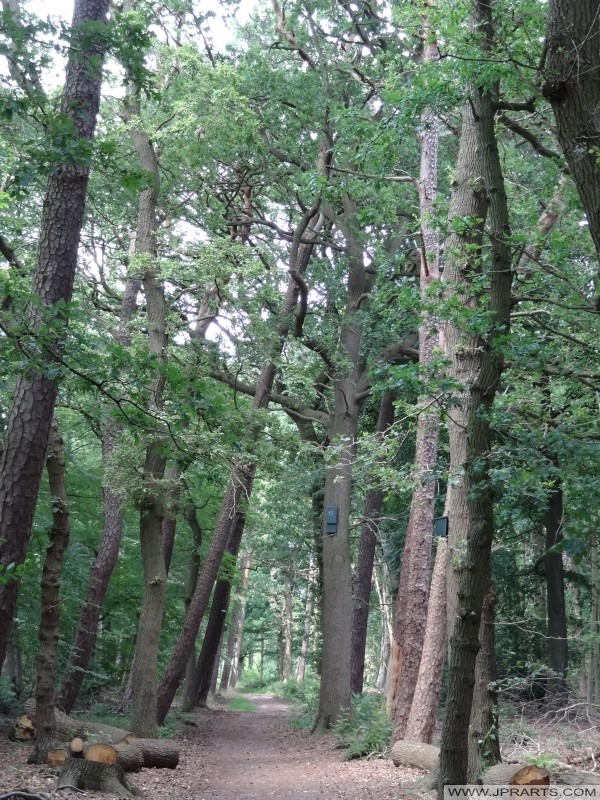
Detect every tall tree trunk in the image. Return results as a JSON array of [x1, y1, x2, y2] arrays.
[[438, 2, 512, 790], [544, 475, 569, 703], [405, 538, 448, 743], [351, 392, 395, 694], [190, 513, 246, 708], [543, 0, 600, 303], [2, 622, 22, 698], [317, 194, 371, 728], [0, 0, 109, 669], [296, 558, 316, 683], [125, 86, 169, 737], [390, 18, 441, 737], [156, 209, 323, 725], [59, 277, 140, 714], [29, 418, 71, 764]]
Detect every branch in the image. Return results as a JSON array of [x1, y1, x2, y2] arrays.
[[271, 0, 317, 69], [329, 165, 416, 184], [492, 97, 536, 112], [498, 113, 563, 161], [210, 368, 330, 425]]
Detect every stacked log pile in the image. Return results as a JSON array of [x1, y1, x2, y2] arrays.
[[13, 700, 181, 797]]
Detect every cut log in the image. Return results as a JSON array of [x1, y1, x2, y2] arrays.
[[85, 742, 118, 765], [22, 698, 132, 743], [483, 763, 549, 785], [47, 747, 69, 768], [555, 771, 600, 786], [70, 736, 84, 756], [114, 741, 145, 773], [391, 740, 439, 770], [13, 714, 35, 740], [57, 757, 141, 798], [132, 738, 180, 769]]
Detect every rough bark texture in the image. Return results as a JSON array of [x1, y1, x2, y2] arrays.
[[317, 195, 371, 728], [438, 2, 512, 791], [57, 758, 138, 797], [123, 83, 169, 737], [405, 538, 448, 743], [468, 585, 501, 781], [543, 0, 600, 303], [28, 419, 71, 765], [391, 29, 441, 736], [350, 392, 395, 694], [0, 0, 109, 669]]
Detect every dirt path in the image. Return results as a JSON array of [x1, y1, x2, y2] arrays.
[[0, 695, 426, 799]]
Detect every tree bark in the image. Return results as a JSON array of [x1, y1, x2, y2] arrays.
[[317, 194, 371, 727], [124, 85, 169, 737], [0, 0, 109, 669], [467, 584, 501, 781], [543, 0, 600, 304], [228, 552, 251, 690], [29, 418, 71, 764], [438, 2, 512, 790], [405, 538, 448, 743], [390, 18, 441, 737], [351, 392, 395, 694]]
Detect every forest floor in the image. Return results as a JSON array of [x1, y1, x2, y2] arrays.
[[0, 693, 428, 800]]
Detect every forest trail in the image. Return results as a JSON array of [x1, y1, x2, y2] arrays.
[[141, 693, 418, 800]]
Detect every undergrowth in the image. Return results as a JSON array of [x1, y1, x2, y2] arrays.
[[334, 694, 392, 760]]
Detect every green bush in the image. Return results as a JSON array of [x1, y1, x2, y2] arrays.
[[334, 693, 392, 760], [268, 678, 320, 728]]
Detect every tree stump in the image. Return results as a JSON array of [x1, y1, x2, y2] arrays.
[[85, 742, 118, 765], [48, 748, 69, 768], [57, 757, 141, 798]]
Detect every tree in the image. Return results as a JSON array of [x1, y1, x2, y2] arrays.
[[0, 0, 110, 668]]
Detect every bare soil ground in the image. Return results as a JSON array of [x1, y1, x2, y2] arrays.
[[0, 694, 426, 800]]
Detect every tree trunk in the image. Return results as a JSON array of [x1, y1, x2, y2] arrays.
[[405, 538, 448, 743], [438, 2, 512, 790], [351, 392, 395, 694], [374, 564, 392, 692], [544, 475, 569, 703], [390, 21, 441, 737], [317, 194, 371, 728], [2, 621, 23, 699], [296, 558, 316, 683], [29, 418, 71, 764], [543, 0, 600, 303], [191, 513, 246, 708], [124, 84, 169, 737], [468, 584, 501, 781], [0, 0, 109, 669]]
